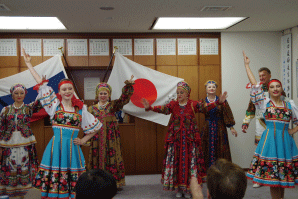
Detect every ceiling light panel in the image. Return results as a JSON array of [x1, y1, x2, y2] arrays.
[[152, 17, 247, 30]]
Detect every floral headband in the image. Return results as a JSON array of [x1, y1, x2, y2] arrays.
[[10, 83, 27, 95], [177, 81, 191, 95], [205, 80, 218, 87], [96, 82, 112, 98]]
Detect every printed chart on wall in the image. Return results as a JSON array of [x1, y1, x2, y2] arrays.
[[281, 34, 292, 99]]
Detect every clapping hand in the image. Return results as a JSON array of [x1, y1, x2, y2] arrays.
[[219, 91, 228, 104]]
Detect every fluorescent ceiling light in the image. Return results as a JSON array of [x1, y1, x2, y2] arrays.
[[0, 17, 66, 30], [152, 17, 247, 30]]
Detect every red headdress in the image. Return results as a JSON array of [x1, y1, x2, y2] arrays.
[[267, 79, 282, 89], [56, 80, 84, 109]]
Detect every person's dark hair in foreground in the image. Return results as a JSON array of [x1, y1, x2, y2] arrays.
[[207, 159, 247, 199], [75, 169, 117, 199]]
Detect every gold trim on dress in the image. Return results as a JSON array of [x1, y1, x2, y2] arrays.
[[261, 129, 269, 156], [282, 124, 286, 141], [70, 130, 75, 168], [77, 145, 83, 168], [50, 136, 55, 167]]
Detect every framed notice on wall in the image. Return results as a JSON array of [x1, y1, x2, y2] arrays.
[[281, 34, 292, 99]]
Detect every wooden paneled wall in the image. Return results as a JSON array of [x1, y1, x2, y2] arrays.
[[0, 32, 221, 175]]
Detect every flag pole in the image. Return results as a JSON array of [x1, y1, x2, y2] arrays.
[[58, 47, 81, 99], [102, 46, 118, 83]]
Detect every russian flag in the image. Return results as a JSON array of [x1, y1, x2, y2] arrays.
[[0, 55, 68, 121]]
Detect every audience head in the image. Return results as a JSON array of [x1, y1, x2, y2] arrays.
[[207, 159, 247, 199], [258, 67, 271, 85], [75, 169, 117, 199]]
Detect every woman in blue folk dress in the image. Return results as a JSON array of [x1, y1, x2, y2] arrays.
[[243, 51, 298, 199], [22, 49, 102, 199]]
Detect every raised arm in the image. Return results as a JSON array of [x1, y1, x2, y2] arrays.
[[142, 98, 172, 115], [111, 75, 135, 112], [243, 51, 257, 85], [22, 48, 42, 84]]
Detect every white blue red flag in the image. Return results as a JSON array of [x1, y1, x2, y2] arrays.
[[108, 52, 183, 126], [0, 55, 68, 121]]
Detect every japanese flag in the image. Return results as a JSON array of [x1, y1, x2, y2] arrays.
[[108, 53, 183, 126]]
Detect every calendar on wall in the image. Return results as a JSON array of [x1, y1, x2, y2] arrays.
[[20, 39, 42, 56], [89, 39, 109, 56], [200, 38, 218, 55], [177, 38, 197, 55], [67, 39, 88, 56], [113, 39, 132, 55], [281, 34, 292, 99], [0, 39, 17, 56], [134, 39, 154, 55], [43, 39, 64, 56], [156, 39, 176, 55]]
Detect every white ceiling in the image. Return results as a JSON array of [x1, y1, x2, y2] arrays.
[[0, 0, 297, 33]]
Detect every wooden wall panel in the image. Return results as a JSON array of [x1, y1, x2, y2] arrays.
[[177, 55, 198, 66], [200, 55, 220, 65], [156, 124, 168, 172], [134, 56, 155, 66], [178, 66, 199, 101], [135, 117, 157, 174], [156, 66, 178, 77], [0, 67, 19, 78], [65, 56, 88, 67], [44, 127, 54, 147], [119, 124, 136, 175], [145, 65, 155, 70], [0, 57, 19, 67], [31, 119, 45, 164], [20, 56, 43, 67], [156, 55, 177, 66], [89, 56, 111, 66], [20, 67, 28, 72]]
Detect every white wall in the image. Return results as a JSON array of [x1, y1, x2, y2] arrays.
[[221, 32, 281, 168], [290, 27, 298, 144]]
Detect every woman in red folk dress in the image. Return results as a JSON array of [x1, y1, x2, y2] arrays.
[[142, 81, 227, 198]]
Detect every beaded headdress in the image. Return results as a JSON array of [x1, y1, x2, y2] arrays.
[[10, 83, 27, 95], [95, 82, 112, 98], [177, 81, 191, 96], [204, 80, 218, 87]]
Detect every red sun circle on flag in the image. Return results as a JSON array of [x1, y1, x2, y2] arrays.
[[131, 78, 157, 108]]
